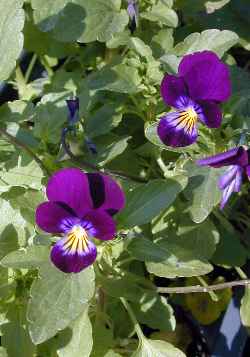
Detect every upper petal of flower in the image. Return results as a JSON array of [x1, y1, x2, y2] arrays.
[[50, 235, 97, 273], [198, 101, 222, 128], [83, 209, 116, 241], [46, 168, 93, 217], [36, 202, 75, 233], [157, 109, 198, 148], [197, 147, 248, 168], [86, 173, 125, 216], [178, 51, 231, 103], [161, 74, 188, 108]]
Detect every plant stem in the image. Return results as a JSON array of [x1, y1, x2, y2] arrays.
[[197, 276, 218, 302], [0, 127, 50, 176], [157, 279, 250, 294], [24, 54, 38, 84], [120, 297, 144, 341], [235, 267, 248, 279], [61, 128, 147, 183]]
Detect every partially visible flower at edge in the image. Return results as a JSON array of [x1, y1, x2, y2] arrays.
[[157, 51, 231, 148], [197, 146, 250, 209], [36, 168, 125, 273], [127, 0, 139, 34]]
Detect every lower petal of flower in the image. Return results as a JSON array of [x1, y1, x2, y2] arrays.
[[219, 166, 243, 209], [157, 108, 198, 147], [50, 225, 97, 273]]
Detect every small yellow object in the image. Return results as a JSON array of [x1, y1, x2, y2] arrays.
[[185, 277, 232, 325], [63, 225, 89, 254]]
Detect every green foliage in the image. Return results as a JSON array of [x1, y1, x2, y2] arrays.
[[0, 0, 249, 355], [0, 0, 24, 81], [27, 264, 95, 344]]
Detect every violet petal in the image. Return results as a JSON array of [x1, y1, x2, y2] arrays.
[[179, 51, 231, 103], [157, 111, 198, 148], [46, 168, 93, 217], [50, 237, 97, 273]]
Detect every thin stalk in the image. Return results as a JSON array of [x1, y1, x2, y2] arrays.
[[235, 267, 247, 279], [197, 276, 218, 302], [120, 297, 144, 341], [24, 54, 38, 83], [0, 127, 50, 176], [157, 279, 250, 294]]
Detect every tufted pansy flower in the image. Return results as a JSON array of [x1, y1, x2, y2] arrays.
[[157, 51, 231, 148], [36, 168, 125, 273]]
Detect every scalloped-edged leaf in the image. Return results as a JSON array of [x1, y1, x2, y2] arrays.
[[173, 29, 238, 58], [0, 0, 24, 81], [1, 246, 50, 269], [27, 264, 95, 344], [117, 177, 188, 228], [57, 308, 93, 357], [31, 0, 128, 43], [132, 338, 186, 357], [129, 237, 213, 278]]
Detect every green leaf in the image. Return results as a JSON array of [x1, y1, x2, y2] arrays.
[[0, 0, 24, 81], [240, 287, 250, 328], [27, 264, 95, 344], [57, 308, 93, 357], [1, 246, 50, 269], [117, 177, 187, 228], [0, 198, 28, 257], [183, 163, 224, 223], [85, 135, 130, 167], [85, 104, 123, 138], [212, 216, 247, 267], [176, 219, 219, 260], [91, 324, 114, 357], [1, 153, 44, 190], [2, 306, 35, 357], [141, 2, 178, 28], [31, 0, 128, 43], [0, 348, 8, 357], [33, 93, 68, 144], [0, 100, 34, 124], [129, 237, 213, 278], [132, 338, 186, 357], [88, 64, 141, 94], [104, 351, 122, 357], [173, 29, 238, 58], [152, 29, 174, 58], [132, 294, 176, 331]]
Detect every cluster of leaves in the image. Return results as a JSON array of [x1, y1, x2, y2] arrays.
[[1, 0, 250, 356]]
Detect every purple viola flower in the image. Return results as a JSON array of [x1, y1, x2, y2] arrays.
[[127, 0, 138, 34], [66, 97, 79, 126], [36, 168, 125, 273], [157, 51, 231, 148], [197, 146, 250, 209]]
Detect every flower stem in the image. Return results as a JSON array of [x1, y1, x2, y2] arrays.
[[120, 297, 144, 341], [235, 267, 248, 279], [24, 53, 38, 84], [196, 276, 218, 302], [0, 127, 50, 176], [157, 279, 250, 294]]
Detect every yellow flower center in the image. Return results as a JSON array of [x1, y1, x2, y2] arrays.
[[177, 107, 198, 133], [63, 225, 89, 254]]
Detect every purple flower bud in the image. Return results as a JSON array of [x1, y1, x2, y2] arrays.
[[127, 0, 138, 34], [66, 97, 79, 125]]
